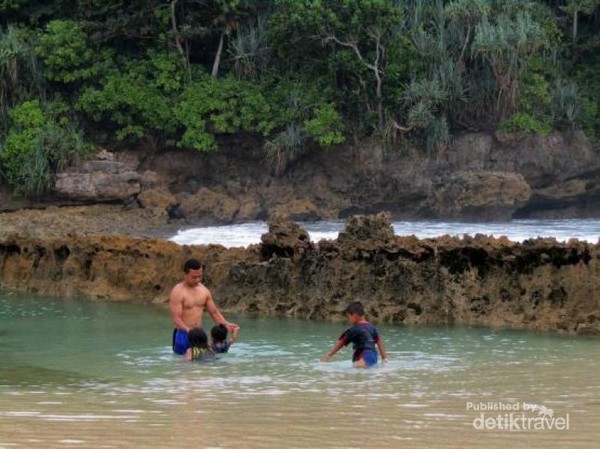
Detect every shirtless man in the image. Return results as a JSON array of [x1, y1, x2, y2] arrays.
[[170, 259, 239, 355]]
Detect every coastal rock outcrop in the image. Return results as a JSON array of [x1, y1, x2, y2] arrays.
[[2, 131, 596, 223], [54, 149, 147, 202], [137, 188, 177, 210], [449, 131, 600, 218], [134, 130, 598, 223], [177, 187, 240, 223], [426, 171, 532, 220], [260, 214, 312, 260], [0, 204, 176, 238], [0, 215, 597, 335]]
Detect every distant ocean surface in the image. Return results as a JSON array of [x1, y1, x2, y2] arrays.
[[169, 219, 600, 248]]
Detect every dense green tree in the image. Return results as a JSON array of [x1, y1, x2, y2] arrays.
[[0, 0, 599, 194], [472, 11, 547, 118], [35, 19, 109, 83], [562, 0, 598, 46], [0, 98, 91, 194], [0, 26, 44, 132]]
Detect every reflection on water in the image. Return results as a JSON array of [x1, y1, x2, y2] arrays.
[[169, 218, 600, 247], [1, 293, 599, 448]]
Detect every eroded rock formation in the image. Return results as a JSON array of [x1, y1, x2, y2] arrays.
[[0, 214, 597, 335], [2, 130, 598, 222], [425, 171, 532, 220], [53, 149, 152, 202], [136, 130, 599, 222]]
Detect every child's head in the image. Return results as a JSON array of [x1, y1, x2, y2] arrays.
[[188, 327, 208, 348], [211, 324, 228, 343], [344, 301, 366, 324]]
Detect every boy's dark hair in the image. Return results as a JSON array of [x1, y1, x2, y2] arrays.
[[211, 324, 228, 342], [344, 301, 365, 316], [188, 327, 208, 348], [183, 259, 204, 273]]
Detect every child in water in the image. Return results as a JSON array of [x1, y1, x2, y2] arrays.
[[322, 301, 388, 368], [210, 323, 238, 353], [184, 328, 216, 362]]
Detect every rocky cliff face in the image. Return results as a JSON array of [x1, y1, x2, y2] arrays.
[[2, 131, 597, 222], [53, 149, 146, 202], [137, 130, 599, 222], [448, 132, 600, 219], [1, 214, 597, 335]]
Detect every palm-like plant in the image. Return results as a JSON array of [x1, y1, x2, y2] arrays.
[[553, 80, 581, 129], [264, 122, 306, 176], [228, 15, 270, 80], [0, 25, 44, 132], [472, 12, 546, 118]]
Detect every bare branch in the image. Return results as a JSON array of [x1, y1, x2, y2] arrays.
[[322, 35, 380, 74], [390, 119, 413, 132], [323, 29, 388, 129]]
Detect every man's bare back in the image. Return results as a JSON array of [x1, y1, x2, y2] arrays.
[[170, 259, 238, 354]]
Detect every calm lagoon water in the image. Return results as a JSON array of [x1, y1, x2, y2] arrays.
[[169, 218, 600, 247], [1, 292, 599, 448]]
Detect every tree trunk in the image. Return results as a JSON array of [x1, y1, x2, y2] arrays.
[[375, 75, 384, 131], [212, 31, 225, 77], [171, 0, 188, 69], [573, 10, 579, 45]]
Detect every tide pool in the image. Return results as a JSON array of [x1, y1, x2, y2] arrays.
[[0, 292, 599, 448]]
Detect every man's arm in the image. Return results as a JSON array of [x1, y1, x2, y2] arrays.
[[206, 291, 239, 332], [230, 325, 239, 343], [169, 286, 190, 333]]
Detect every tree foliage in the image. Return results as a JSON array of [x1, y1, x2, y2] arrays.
[[0, 25, 44, 132], [0, 99, 92, 194], [0, 0, 599, 193], [35, 20, 108, 83]]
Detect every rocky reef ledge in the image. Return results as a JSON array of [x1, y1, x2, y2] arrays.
[[0, 213, 598, 335]]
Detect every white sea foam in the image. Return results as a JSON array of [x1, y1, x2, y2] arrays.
[[169, 219, 600, 247]]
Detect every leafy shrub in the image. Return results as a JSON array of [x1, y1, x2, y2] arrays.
[[77, 46, 345, 153], [571, 57, 600, 144], [175, 74, 278, 150], [552, 80, 580, 129], [498, 112, 551, 135], [264, 123, 306, 175], [77, 51, 182, 141], [0, 99, 92, 194], [0, 25, 44, 131], [303, 104, 344, 146], [35, 20, 109, 83]]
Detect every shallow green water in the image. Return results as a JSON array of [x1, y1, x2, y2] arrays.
[[1, 292, 599, 448]]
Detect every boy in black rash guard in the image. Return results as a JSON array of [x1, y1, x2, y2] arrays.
[[322, 301, 389, 368], [210, 323, 239, 353]]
